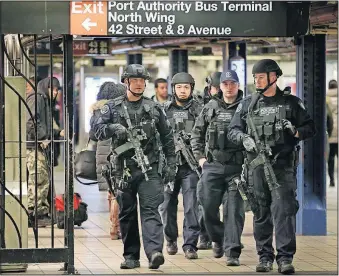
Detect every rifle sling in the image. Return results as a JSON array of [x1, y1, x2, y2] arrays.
[[114, 142, 134, 156]]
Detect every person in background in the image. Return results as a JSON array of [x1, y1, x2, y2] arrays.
[[203, 72, 222, 104], [26, 77, 60, 227], [152, 78, 172, 104], [26, 75, 42, 95], [327, 80, 337, 187], [89, 81, 127, 240]]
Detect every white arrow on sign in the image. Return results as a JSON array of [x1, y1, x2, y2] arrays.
[[82, 17, 97, 31]]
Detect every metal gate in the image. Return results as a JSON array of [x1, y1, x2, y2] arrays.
[[0, 34, 76, 274]]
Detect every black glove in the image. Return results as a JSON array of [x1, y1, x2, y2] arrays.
[[282, 119, 297, 136], [163, 163, 177, 184], [242, 134, 256, 152], [110, 124, 127, 141]]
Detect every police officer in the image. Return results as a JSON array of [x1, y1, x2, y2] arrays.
[[197, 72, 222, 250], [191, 70, 245, 266], [203, 72, 222, 104], [159, 72, 202, 259], [91, 64, 176, 270], [227, 59, 316, 274]]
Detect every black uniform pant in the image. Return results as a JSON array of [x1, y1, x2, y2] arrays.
[[247, 162, 299, 264], [197, 179, 219, 242], [116, 165, 164, 261], [159, 164, 200, 251], [198, 205, 210, 242], [328, 143, 338, 182], [199, 161, 245, 258]]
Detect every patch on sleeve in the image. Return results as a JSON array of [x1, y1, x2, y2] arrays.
[[236, 103, 242, 113], [100, 105, 109, 115], [298, 100, 306, 110]]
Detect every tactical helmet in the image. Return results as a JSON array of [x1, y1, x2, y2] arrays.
[[206, 72, 222, 87], [171, 72, 195, 103], [252, 59, 283, 77], [171, 72, 195, 89], [121, 64, 151, 82]]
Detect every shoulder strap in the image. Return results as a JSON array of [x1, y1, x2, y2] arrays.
[[163, 101, 171, 111], [248, 93, 261, 114]]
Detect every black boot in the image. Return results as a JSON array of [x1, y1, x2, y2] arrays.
[[278, 261, 295, 274], [197, 238, 212, 250], [329, 179, 335, 187], [149, 252, 165, 269], [120, 259, 140, 269], [184, 248, 198, 259], [226, 257, 240, 266], [213, 242, 223, 258], [166, 241, 178, 255], [256, 259, 273, 272]]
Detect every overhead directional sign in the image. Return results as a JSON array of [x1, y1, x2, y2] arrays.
[[70, 1, 107, 35], [0, 1, 309, 36], [69, 1, 310, 37]]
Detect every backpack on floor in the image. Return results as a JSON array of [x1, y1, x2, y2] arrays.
[[55, 193, 88, 229]]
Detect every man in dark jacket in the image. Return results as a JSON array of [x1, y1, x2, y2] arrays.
[[159, 72, 202, 259], [91, 64, 176, 270], [26, 76, 61, 227], [197, 71, 222, 250], [227, 59, 316, 274], [191, 70, 245, 266]]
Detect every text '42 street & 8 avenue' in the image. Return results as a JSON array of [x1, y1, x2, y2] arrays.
[[70, 1, 300, 37]]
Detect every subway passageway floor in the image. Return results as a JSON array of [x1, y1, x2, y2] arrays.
[[3, 170, 338, 275]]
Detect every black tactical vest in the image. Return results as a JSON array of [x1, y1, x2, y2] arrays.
[[246, 95, 292, 147], [114, 98, 159, 159], [165, 100, 201, 165], [206, 102, 237, 151], [205, 99, 243, 165], [166, 100, 200, 135]]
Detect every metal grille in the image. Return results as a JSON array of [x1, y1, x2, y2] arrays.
[[0, 34, 76, 274]]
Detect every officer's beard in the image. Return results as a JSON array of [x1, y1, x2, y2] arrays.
[[129, 90, 143, 98], [174, 93, 192, 103]]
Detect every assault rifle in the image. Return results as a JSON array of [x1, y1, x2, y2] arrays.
[[155, 127, 166, 176], [122, 103, 151, 181], [233, 164, 259, 216], [247, 93, 281, 199], [175, 130, 201, 178]]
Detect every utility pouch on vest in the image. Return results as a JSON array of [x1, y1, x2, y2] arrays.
[[208, 128, 216, 149], [176, 120, 185, 131], [218, 130, 225, 150]]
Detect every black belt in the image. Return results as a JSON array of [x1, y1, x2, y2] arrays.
[[209, 149, 243, 165]]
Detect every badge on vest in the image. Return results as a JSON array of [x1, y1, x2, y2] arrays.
[[173, 111, 188, 120], [217, 112, 233, 122], [259, 107, 277, 116]]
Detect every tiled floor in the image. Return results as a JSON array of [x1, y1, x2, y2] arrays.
[[2, 171, 338, 275]]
